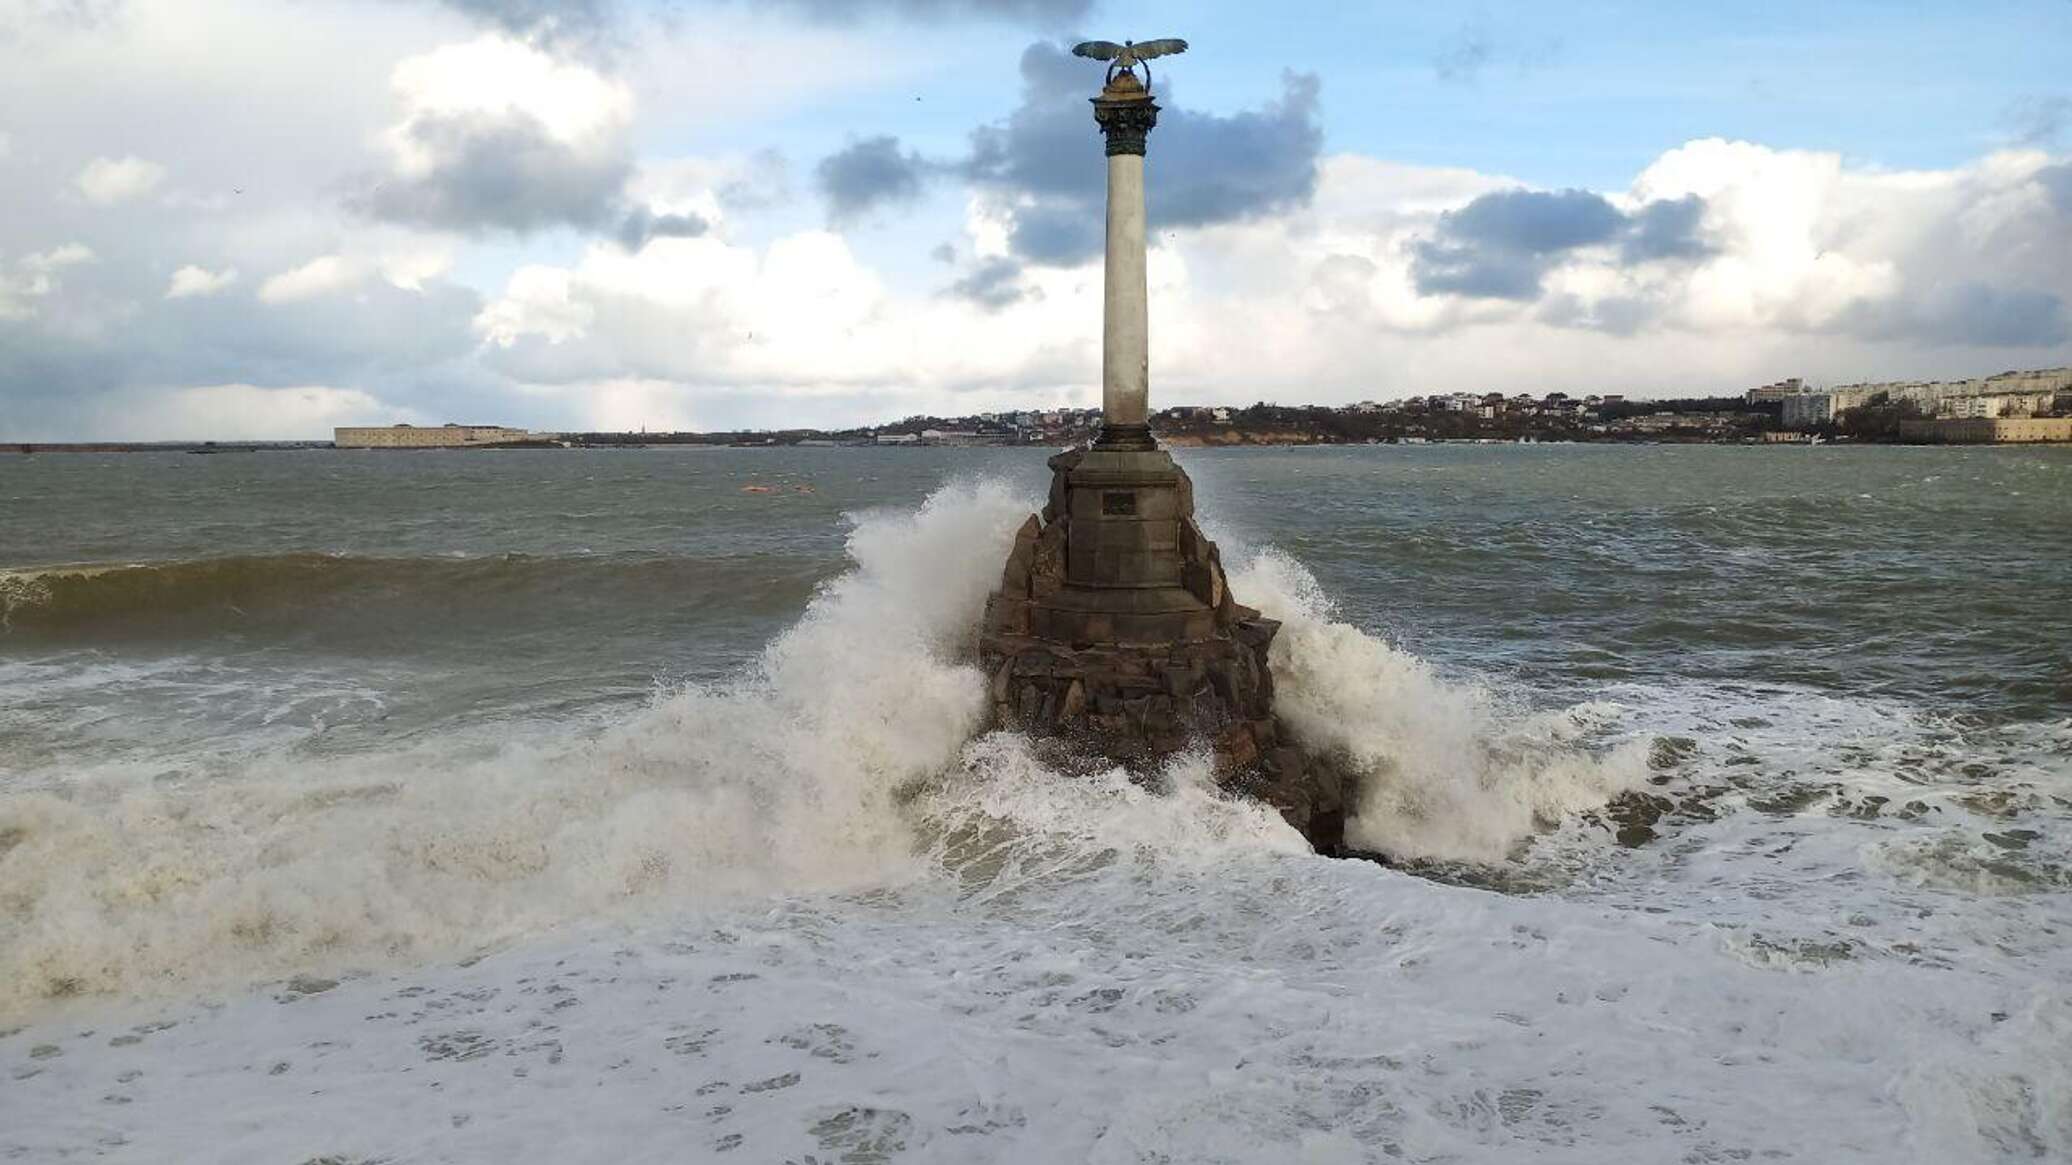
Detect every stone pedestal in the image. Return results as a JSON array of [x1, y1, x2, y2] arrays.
[[978, 448, 1349, 851]]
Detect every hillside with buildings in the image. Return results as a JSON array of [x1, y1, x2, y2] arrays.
[[1764, 368, 2072, 443], [13, 370, 2071, 455]]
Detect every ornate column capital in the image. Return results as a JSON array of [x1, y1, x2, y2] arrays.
[[1092, 81, 1160, 157]]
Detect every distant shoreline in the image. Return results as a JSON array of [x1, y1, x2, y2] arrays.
[[10, 433, 2066, 454], [16, 387, 2071, 452]]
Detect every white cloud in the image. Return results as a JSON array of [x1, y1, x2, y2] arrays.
[[386, 34, 631, 162], [377, 245, 454, 291], [259, 255, 362, 304], [477, 228, 1099, 409], [0, 0, 514, 439], [350, 33, 642, 234], [258, 244, 456, 304], [105, 384, 413, 441], [469, 137, 2072, 427], [165, 264, 238, 299], [0, 244, 97, 319], [575, 378, 705, 433], [20, 243, 96, 272], [75, 154, 167, 205], [475, 265, 589, 345]]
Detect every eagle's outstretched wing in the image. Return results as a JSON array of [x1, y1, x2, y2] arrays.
[[1131, 38, 1189, 60], [1072, 40, 1125, 61]]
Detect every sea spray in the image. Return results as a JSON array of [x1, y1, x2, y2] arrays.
[[925, 735, 1308, 880], [1230, 549, 1650, 862], [1, 477, 1660, 1020], [0, 479, 1031, 1019]]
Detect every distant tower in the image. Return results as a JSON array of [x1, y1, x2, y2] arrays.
[[976, 40, 1347, 852]]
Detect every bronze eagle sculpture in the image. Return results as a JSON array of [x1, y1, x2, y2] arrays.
[[1072, 38, 1188, 88]]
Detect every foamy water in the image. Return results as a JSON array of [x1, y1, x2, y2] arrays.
[[0, 480, 1647, 1016], [3, 448, 2068, 1161]]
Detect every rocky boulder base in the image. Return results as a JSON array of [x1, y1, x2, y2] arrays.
[[978, 451, 1350, 851]]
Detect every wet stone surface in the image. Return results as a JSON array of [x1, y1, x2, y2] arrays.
[[979, 448, 1351, 852]]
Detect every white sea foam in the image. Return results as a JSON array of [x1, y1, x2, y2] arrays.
[[0, 479, 1029, 1019], [1231, 549, 1650, 861], [0, 481, 1710, 1020], [926, 735, 1310, 872]]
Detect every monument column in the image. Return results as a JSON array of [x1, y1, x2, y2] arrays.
[[1092, 75, 1158, 450], [975, 36, 1349, 853]]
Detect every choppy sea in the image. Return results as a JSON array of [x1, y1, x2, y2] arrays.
[[1, 444, 2067, 1162]]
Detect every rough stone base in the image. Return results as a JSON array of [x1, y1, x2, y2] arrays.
[[977, 447, 1351, 851]]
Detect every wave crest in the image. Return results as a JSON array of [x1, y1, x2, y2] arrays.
[[1233, 550, 1649, 862], [0, 480, 1029, 1019], [0, 479, 1653, 1019]]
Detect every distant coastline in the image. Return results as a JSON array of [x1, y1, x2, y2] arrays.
[[11, 368, 2072, 452]]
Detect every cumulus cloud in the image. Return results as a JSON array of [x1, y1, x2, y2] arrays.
[[350, 33, 714, 249], [0, 244, 96, 319], [722, 150, 793, 210], [0, 1, 517, 440], [256, 245, 459, 304], [626, 151, 792, 222], [1378, 139, 2072, 353], [613, 206, 709, 250], [454, 134, 2072, 434], [1836, 282, 2067, 348], [1410, 187, 1710, 300], [355, 108, 634, 232], [816, 135, 929, 223], [1623, 195, 1710, 261], [165, 265, 238, 299], [809, 37, 1318, 254], [108, 383, 410, 441], [74, 154, 166, 205], [5, 260, 488, 438], [959, 41, 1324, 264], [259, 256, 363, 304], [2039, 163, 2072, 215], [19, 243, 96, 273], [470, 225, 1106, 430], [352, 35, 636, 235], [945, 256, 1027, 310]]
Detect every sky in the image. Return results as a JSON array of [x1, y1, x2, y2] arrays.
[[2, 0, 2069, 439]]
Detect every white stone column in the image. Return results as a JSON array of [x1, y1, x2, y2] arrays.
[[1102, 151, 1149, 430], [1091, 77, 1158, 448]]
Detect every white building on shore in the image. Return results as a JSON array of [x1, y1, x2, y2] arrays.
[[334, 424, 537, 448], [1776, 368, 2072, 429]]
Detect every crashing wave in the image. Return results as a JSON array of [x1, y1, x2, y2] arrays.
[[0, 479, 1648, 1018]]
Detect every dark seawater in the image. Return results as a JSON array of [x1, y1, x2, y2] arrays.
[[1, 444, 2068, 1162], [1191, 444, 2071, 719], [5, 446, 2062, 756]]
